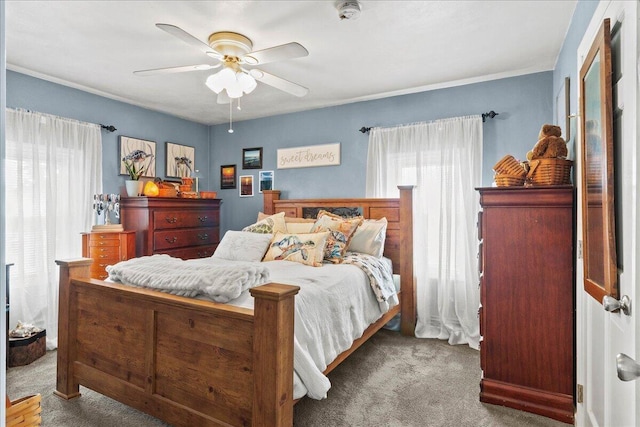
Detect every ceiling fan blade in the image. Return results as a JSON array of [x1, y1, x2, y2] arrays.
[[134, 63, 220, 76], [249, 69, 309, 97], [243, 42, 308, 65], [155, 23, 223, 59]]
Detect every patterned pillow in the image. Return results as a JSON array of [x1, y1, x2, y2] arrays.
[[243, 212, 287, 234], [310, 211, 363, 263], [347, 217, 388, 258], [263, 232, 330, 267], [212, 230, 273, 262]]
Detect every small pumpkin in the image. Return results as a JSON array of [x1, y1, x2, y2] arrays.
[[143, 180, 159, 197]]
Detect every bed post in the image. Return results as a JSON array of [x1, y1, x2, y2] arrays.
[[54, 258, 92, 400], [250, 283, 300, 427], [262, 190, 281, 215], [398, 185, 416, 336]]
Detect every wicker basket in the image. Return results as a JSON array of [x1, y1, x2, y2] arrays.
[[493, 155, 527, 177], [6, 394, 41, 427], [495, 174, 526, 187], [527, 158, 573, 186]]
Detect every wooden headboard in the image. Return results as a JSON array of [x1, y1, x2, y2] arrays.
[[263, 187, 416, 336]]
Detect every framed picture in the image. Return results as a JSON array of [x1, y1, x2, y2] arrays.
[[166, 142, 195, 178], [220, 164, 237, 189], [258, 170, 274, 193], [119, 136, 156, 178], [239, 175, 254, 197], [242, 147, 263, 169]]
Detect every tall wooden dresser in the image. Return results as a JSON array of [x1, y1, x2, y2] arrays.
[[81, 231, 136, 280], [120, 197, 221, 259], [477, 186, 575, 424]]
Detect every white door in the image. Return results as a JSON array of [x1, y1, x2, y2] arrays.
[[576, 1, 638, 426]]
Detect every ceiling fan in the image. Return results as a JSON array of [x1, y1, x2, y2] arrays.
[[134, 24, 309, 104]]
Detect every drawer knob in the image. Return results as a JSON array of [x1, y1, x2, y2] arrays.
[[165, 216, 178, 223], [165, 236, 178, 244], [198, 216, 208, 222], [198, 233, 209, 240]]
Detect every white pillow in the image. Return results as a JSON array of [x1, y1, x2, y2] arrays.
[[212, 230, 273, 262], [347, 217, 388, 258]]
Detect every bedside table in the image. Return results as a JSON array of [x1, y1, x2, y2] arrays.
[[81, 231, 136, 280]]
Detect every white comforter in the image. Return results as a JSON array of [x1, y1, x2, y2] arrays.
[[192, 257, 398, 400], [108, 256, 398, 400]]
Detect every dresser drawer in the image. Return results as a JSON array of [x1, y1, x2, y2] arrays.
[[89, 246, 121, 260], [89, 236, 121, 247], [153, 210, 219, 230], [160, 244, 218, 260], [153, 228, 219, 251]]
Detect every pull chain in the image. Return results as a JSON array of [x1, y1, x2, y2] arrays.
[[228, 99, 234, 133]]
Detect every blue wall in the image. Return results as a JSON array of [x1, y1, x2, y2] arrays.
[[212, 72, 553, 232], [5, 71, 211, 195], [6, 67, 555, 235]]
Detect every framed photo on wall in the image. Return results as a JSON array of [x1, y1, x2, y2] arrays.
[[239, 175, 254, 197], [242, 147, 263, 169], [220, 164, 237, 189], [259, 170, 274, 193], [166, 142, 195, 178], [119, 136, 156, 178]]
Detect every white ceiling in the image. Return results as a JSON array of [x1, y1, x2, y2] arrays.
[[6, 1, 577, 126]]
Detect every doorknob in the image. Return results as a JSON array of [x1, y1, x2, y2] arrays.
[[617, 353, 640, 381], [603, 295, 631, 315]]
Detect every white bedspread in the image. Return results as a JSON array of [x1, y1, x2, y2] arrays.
[[108, 255, 397, 400], [191, 257, 398, 400]]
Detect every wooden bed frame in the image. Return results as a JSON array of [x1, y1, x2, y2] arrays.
[[55, 186, 415, 427]]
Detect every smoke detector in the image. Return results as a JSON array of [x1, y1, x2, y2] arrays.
[[337, 1, 361, 20]]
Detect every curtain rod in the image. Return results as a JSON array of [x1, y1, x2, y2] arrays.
[[359, 110, 500, 134], [100, 124, 117, 132]]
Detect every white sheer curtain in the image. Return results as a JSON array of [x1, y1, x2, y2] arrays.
[[5, 108, 102, 349], [366, 115, 482, 349]]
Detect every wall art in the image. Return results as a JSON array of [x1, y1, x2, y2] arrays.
[[166, 142, 195, 178], [220, 164, 237, 189], [119, 136, 156, 178], [258, 170, 274, 193], [277, 143, 340, 169], [242, 147, 263, 169], [239, 175, 254, 197]]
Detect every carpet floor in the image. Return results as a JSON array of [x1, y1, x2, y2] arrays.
[[6, 329, 571, 426]]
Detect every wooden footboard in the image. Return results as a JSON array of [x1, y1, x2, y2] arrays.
[[55, 259, 299, 427]]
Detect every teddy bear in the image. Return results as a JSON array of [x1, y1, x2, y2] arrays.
[[526, 124, 568, 160]]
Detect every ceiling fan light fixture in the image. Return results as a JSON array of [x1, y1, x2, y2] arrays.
[[238, 72, 257, 94], [205, 73, 224, 94]]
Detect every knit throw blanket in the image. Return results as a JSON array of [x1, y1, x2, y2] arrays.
[[106, 254, 270, 303], [342, 252, 396, 303]]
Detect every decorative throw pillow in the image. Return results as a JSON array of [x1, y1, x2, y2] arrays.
[[212, 230, 273, 262], [243, 211, 287, 234], [263, 232, 330, 267], [286, 222, 315, 234], [310, 211, 363, 263], [348, 217, 388, 258]]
